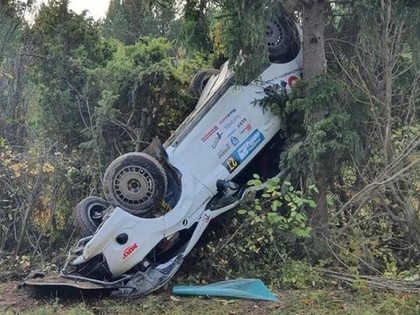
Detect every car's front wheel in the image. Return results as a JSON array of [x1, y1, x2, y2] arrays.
[[103, 153, 168, 216]]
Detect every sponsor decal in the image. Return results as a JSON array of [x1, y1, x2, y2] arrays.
[[224, 114, 240, 130], [201, 126, 218, 142], [123, 243, 139, 259], [211, 132, 223, 149], [223, 156, 239, 173], [240, 122, 253, 134], [230, 136, 239, 146], [217, 143, 231, 160], [288, 75, 298, 87], [236, 130, 265, 160], [237, 117, 248, 129], [223, 129, 265, 173], [219, 108, 237, 125]]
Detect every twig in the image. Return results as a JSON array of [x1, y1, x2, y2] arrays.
[[316, 267, 420, 293]]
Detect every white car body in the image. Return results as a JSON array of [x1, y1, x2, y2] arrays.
[[81, 51, 303, 276]]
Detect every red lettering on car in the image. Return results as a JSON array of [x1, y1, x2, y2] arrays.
[[123, 243, 139, 259], [201, 126, 219, 142]]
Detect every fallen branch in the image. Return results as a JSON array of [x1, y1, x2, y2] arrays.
[[316, 268, 420, 293]]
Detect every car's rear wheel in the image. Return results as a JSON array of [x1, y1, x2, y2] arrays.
[[189, 69, 220, 98], [266, 16, 294, 59], [72, 196, 110, 237], [103, 153, 167, 216]]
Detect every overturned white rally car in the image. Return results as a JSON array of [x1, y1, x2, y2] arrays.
[[25, 14, 303, 298]]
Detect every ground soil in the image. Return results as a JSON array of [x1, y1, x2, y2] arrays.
[[0, 280, 285, 314], [1, 279, 419, 314], [0, 281, 36, 312]]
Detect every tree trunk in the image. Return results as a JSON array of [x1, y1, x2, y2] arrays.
[[302, 0, 326, 80], [380, 0, 395, 165], [301, 0, 330, 254]]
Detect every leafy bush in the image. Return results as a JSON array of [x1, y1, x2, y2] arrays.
[[191, 175, 320, 287]]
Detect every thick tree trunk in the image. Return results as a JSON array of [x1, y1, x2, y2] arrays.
[[301, 0, 330, 252], [302, 0, 326, 80]]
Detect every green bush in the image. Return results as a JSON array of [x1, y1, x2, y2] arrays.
[[191, 175, 320, 287]]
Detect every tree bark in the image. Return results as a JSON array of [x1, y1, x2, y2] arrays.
[[302, 0, 327, 80], [301, 0, 330, 252]]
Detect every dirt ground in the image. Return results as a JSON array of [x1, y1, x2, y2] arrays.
[[1, 279, 420, 315], [0, 280, 284, 315], [0, 281, 37, 312]]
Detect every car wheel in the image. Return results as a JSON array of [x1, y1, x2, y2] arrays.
[[189, 69, 220, 98], [266, 16, 293, 58], [103, 152, 167, 216], [72, 196, 110, 237]]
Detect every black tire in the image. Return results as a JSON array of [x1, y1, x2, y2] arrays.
[[72, 196, 110, 237], [103, 152, 167, 216], [189, 69, 220, 98], [266, 16, 293, 58]]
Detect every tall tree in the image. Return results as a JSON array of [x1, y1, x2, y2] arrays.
[[300, 0, 330, 243], [28, 0, 113, 149], [0, 0, 32, 146], [103, 0, 130, 43], [103, 0, 177, 44]]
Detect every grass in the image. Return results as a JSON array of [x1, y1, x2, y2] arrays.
[[1, 281, 420, 315]]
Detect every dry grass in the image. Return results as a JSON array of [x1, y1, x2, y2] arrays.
[[1, 281, 420, 315]]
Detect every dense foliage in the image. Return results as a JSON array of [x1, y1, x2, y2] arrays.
[[0, 0, 418, 290]]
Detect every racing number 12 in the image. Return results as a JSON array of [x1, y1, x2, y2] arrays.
[[226, 157, 238, 173]]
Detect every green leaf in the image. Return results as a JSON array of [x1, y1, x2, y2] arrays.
[[309, 184, 319, 194], [292, 227, 311, 238], [296, 213, 306, 221], [308, 200, 316, 208], [326, 195, 334, 206]]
